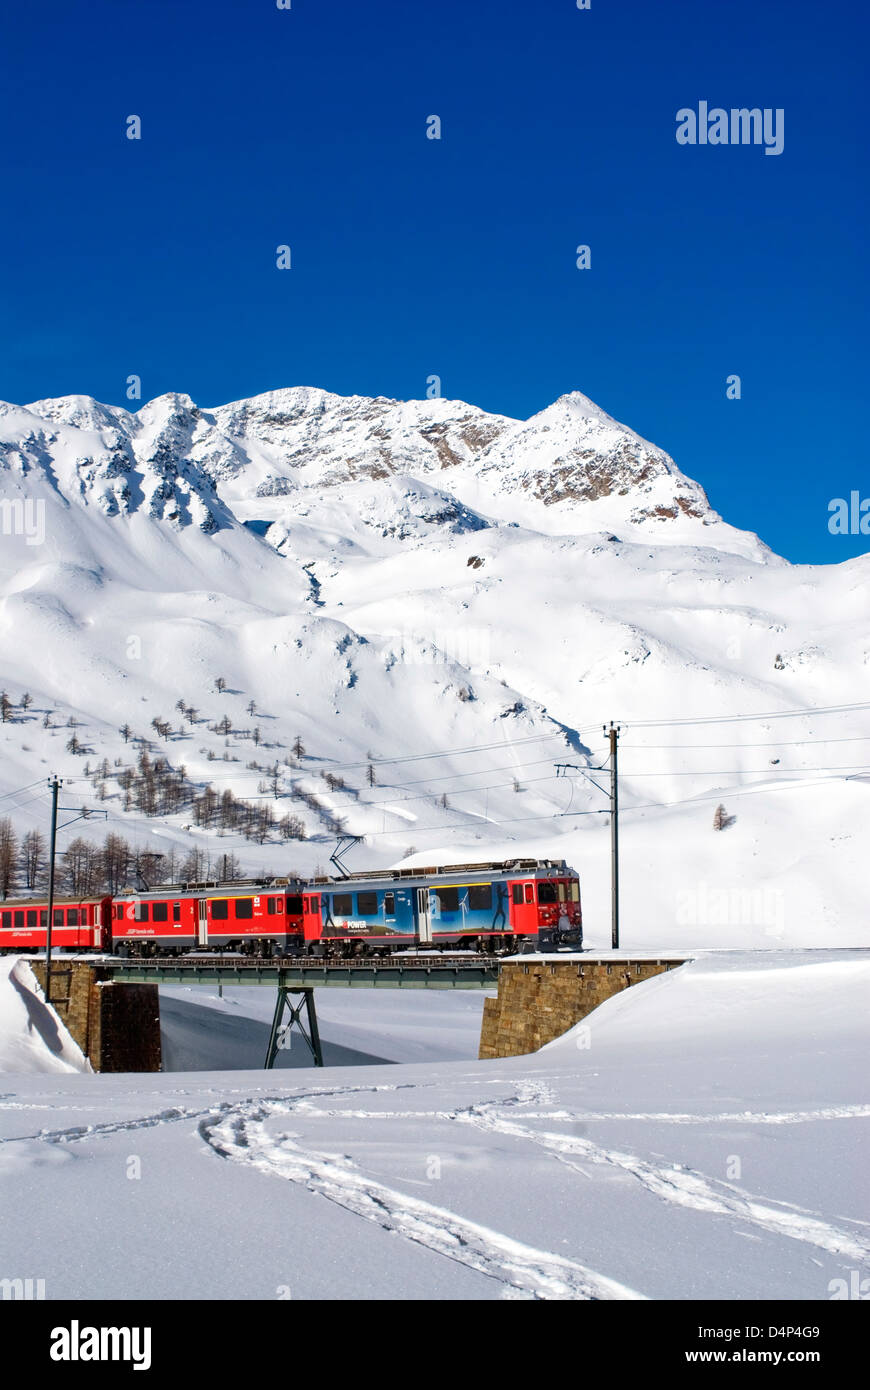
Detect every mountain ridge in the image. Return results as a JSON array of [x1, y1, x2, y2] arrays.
[[4, 383, 762, 558], [0, 383, 865, 947]]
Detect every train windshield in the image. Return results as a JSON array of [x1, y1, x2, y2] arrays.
[[538, 881, 578, 904]]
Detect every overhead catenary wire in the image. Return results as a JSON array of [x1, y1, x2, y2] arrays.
[[617, 734, 870, 750], [323, 768, 864, 840], [603, 764, 870, 776], [4, 765, 865, 856], [0, 779, 50, 803], [22, 750, 870, 821], [6, 694, 869, 859], [616, 700, 870, 729]]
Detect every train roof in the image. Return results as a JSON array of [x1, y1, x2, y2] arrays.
[[2, 861, 575, 907], [0, 894, 109, 907], [312, 859, 573, 886], [114, 880, 305, 900]]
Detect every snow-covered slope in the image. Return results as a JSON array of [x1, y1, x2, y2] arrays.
[[0, 950, 866, 1299], [0, 385, 867, 947], [0, 958, 90, 1074]]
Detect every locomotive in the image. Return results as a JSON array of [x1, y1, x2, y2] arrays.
[[0, 858, 582, 958]]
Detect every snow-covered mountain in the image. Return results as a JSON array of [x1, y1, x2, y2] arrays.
[[0, 385, 867, 948]]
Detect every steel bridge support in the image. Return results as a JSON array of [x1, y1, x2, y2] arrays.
[[265, 986, 323, 1069]]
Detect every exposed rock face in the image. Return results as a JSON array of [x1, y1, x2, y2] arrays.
[[4, 385, 716, 548]]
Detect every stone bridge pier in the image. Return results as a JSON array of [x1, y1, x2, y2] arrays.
[[479, 956, 688, 1058]]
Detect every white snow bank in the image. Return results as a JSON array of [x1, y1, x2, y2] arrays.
[[0, 950, 866, 1300], [543, 948, 870, 1057], [0, 956, 91, 1074]]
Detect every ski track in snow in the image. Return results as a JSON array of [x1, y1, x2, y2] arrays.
[[2, 1075, 867, 1289], [284, 1103, 870, 1127], [197, 1094, 644, 1301], [5, 1082, 418, 1146], [451, 1092, 870, 1264]]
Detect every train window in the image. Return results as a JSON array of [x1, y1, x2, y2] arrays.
[[333, 893, 352, 916], [235, 898, 253, 919], [53, 909, 64, 926], [134, 903, 150, 922], [569, 882, 579, 902], [267, 897, 276, 914], [468, 885, 492, 911], [15, 910, 25, 928], [0, 912, 10, 929], [152, 902, 168, 922], [115, 904, 123, 920], [357, 892, 378, 916], [511, 885, 523, 905], [211, 900, 229, 920], [173, 902, 181, 922], [68, 909, 79, 926], [538, 883, 558, 904], [435, 887, 459, 912], [384, 892, 395, 916], [557, 883, 567, 902], [309, 895, 320, 913], [286, 896, 301, 916], [27, 910, 37, 928], [524, 884, 534, 904], [40, 910, 47, 927]]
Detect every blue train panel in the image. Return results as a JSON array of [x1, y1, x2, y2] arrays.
[[319, 883, 415, 939], [427, 880, 509, 933], [317, 874, 511, 941]]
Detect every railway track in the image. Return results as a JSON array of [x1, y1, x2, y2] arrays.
[[104, 952, 500, 970], [95, 951, 506, 990]]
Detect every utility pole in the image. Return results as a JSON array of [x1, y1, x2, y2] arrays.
[[44, 786, 105, 1004], [44, 777, 62, 1004], [555, 739, 619, 947], [604, 723, 620, 949]]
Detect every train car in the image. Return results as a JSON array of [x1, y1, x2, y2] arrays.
[[111, 883, 305, 956], [0, 895, 111, 952], [301, 859, 582, 956], [0, 860, 581, 960]]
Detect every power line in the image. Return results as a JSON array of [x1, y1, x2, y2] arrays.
[[346, 806, 607, 839], [619, 773, 868, 815], [6, 765, 863, 859], [618, 735, 870, 750], [17, 755, 868, 832], [56, 736, 572, 787], [0, 779, 48, 803], [0, 787, 56, 815], [267, 730, 570, 772], [622, 700, 870, 729], [612, 763, 870, 776]]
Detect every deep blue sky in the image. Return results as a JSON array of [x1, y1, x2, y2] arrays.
[[1, 0, 866, 562]]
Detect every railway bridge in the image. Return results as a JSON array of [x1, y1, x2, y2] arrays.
[[29, 952, 688, 1072]]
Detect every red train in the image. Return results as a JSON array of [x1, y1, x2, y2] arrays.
[[0, 895, 109, 951], [0, 858, 582, 958]]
